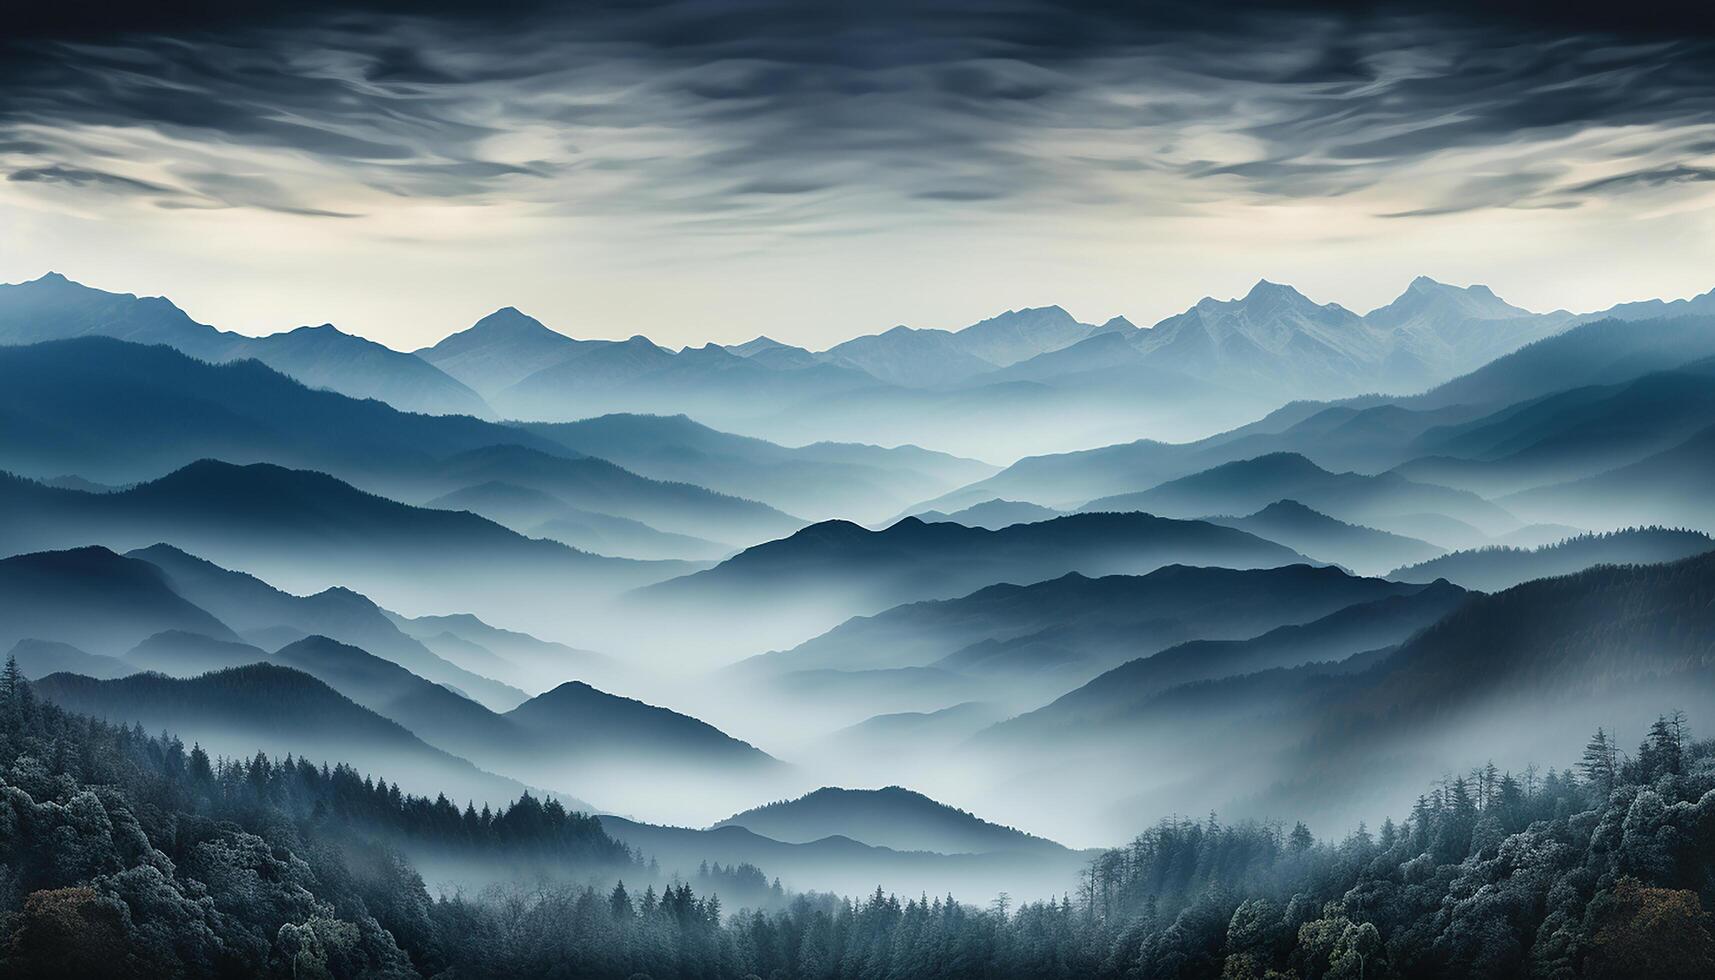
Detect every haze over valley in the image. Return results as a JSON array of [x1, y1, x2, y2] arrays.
[[7, 266, 1715, 847], [7, 1, 1715, 974]]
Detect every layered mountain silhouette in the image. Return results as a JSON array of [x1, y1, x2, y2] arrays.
[[6, 638, 130, 680], [0, 336, 552, 485], [126, 543, 524, 710], [426, 481, 729, 561], [741, 564, 1429, 707], [1389, 527, 1715, 591], [386, 610, 617, 695], [9, 270, 1710, 467], [916, 311, 1715, 509], [0, 273, 490, 416], [964, 549, 1715, 842], [913, 499, 1064, 530], [421, 444, 800, 546], [1502, 423, 1715, 530], [520, 413, 995, 523], [595, 813, 1091, 905], [1081, 452, 1517, 542], [819, 702, 1006, 759], [123, 630, 269, 677], [0, 546, 236, 655], [714, 786, 1067, 855], [988, 581, 1470, 741], [1391, 357, 1715, 496], [501, 681, 788, 821], [31, 664, 537, 807], [495, 333, 876, 427], [637, 513, 1312, 660], [1208, 500, 1445, 575], [1058, 278, 1570, 400], [0, 337, 808, 551], [507, 681, 777, 768], [0, 461, 690, 637]]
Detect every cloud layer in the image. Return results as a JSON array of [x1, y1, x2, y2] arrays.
[[3, 1, 1714, 345]]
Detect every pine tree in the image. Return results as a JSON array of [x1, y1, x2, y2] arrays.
[[188, 743, 213, 784], [611, 880, 634, 920], [1640, 715, 1684, 779], [0, 654, 31, 729], [1581, 727, 1618, 795]]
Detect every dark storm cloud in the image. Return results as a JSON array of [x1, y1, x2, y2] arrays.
[[2, 1, 1714, 225], [9, 164, 176, 196], [1564, 165, 1715, 195]]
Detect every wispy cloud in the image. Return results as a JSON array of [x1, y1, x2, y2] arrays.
[[2, 2, 1712, 230]]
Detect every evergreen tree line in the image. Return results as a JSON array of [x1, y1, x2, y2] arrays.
[[3, 657, 1714, 979]]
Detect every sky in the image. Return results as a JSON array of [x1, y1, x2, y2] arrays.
[[3, 0, 1715, 350]]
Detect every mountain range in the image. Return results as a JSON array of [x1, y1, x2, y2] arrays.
[[961, 548, 1715, 843], [13, 270, 1704, 463], [127, 542, 526, 709], [634, 512, 1312, 661], [0, 272, 491, 416], [912, 311, 1715, 511], [9, 263, 1715, 890], [1208, 500, 1445, 576], [32, 663, 535, 806], [0, 460, 691, 637]]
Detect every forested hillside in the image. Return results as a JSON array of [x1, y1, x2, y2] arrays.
[[4, 661, 1712, 978]]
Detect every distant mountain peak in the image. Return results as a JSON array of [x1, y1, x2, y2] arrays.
[[1368, 276, 1533, 324], [957, 304, 1074, 328], [1245, 278, 1294, 298], [727, 335, 789, 357], [1253, 498, 1327, 519], [471, 306, 561, 335]]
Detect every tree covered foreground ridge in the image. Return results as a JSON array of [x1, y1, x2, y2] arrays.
[[1, 661, 1713, 979]]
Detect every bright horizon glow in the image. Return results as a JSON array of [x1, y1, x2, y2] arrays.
[[4, 4, 1714, 351]]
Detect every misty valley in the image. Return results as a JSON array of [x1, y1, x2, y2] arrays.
[[1, 269, 1714, 979]]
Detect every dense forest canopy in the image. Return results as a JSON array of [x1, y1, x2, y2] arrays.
[[2, 659, 1712, 979]]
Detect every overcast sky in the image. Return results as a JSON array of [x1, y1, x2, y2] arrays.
[[4, 0, 1714, 350]]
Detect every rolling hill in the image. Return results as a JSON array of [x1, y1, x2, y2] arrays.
[[987, 580, 1471, 741], [425, 480, 729, 561], [636, 513, 1312, 661], [386, 611, 617, 695], [1502, 423, 1715, 530], [123, 630, 270, 677], [5, 639, 131, 680], [1082, 453, 1518, 540], [913, 499, 1064, 530], [126, 543, 525, 710], [1388, 527, 1715, 591], [419, 443, 801, 546], [735, 564, 1435, 726], [30, 664, 535, 807], [714, 786, 1069, 855], [0, 546, 237, 656], [1208, 499, 1445, 575], [519, 413, 997, 523]]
